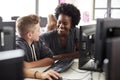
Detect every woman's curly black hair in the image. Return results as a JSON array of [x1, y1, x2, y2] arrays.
[[55, 3, 81, 28]]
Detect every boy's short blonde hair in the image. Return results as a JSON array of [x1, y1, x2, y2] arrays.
[[16, 14, 40, 37]]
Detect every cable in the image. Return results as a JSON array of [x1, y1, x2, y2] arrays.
[[89, 71, 93, 80], [70, 67, 88, 73], [62, 73, 90, 80], [79, 73, 90, 80], [98, 72, 101, 80], [104, 11, 107, 18], [98, 72, 104, 80]]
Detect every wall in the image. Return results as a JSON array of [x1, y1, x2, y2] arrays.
[[65, 0, 96, 26]]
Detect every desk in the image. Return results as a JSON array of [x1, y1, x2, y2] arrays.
[[25, 59, 105, 80]]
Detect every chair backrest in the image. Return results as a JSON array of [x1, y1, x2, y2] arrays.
[[40, 16, 47, 27], [11, 16, 19, 20]]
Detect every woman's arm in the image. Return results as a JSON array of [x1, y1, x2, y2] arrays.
[[53, 51, 79, 60]]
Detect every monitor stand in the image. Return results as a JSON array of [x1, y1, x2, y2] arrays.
[[79, 59, 102, 72]]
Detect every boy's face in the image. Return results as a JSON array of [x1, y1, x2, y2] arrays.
[[31, 23, 40, 41]]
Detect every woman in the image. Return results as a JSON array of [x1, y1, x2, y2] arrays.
[[40, 3, 81, 60]]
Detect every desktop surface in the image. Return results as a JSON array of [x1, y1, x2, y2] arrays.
[[25, 59, 105, 80]]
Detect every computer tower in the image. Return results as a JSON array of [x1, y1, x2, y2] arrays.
[[106, 37, 120, 80]]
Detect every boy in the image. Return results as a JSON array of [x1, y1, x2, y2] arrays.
[[16, 14, 60, 80], [16, 14, 54, 68]]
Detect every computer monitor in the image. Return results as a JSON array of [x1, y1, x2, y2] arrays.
[[94, 18, 120, 71], [0, 21, 15, 51], [79, 18, 120, 72], [0, 49, 24, 80], [79, 24, 96, 70], [105, 37, 120, 80]]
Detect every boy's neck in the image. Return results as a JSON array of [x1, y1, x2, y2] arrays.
[[24, 37, 33, 46]]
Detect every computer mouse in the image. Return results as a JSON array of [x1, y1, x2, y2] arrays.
[[51, 76, 63, 80], [45, 76, 63, 80]]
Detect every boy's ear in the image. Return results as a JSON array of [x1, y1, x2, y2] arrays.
[[26, 32, 32, 39]]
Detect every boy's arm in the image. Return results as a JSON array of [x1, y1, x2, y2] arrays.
[[23, 68, 60, 79], [24, 57, 54, 68]]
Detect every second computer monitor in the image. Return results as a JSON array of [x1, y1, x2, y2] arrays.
[[79, 24, 96, 68], [0, 21, 15, 51]]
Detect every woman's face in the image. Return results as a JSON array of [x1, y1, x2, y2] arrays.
[[57, 14, 71, 36]]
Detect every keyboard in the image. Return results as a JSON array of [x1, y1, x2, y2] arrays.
[[44, 58, 74, 73]]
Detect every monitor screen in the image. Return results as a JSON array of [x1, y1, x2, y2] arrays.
[[0, 21, 15, 51], [79, 24, 96, 69], [0, 49, 24, 80]]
